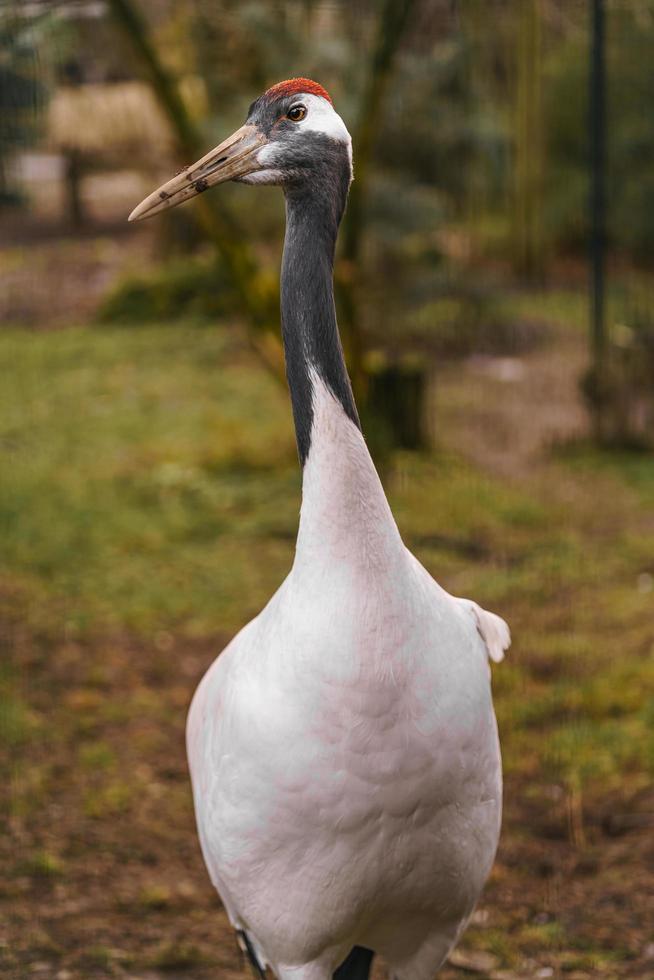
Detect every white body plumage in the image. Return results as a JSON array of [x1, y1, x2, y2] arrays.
[[187, 379, 509, 980]]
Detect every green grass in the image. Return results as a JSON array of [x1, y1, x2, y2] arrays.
[[0, 324, 298, 635]]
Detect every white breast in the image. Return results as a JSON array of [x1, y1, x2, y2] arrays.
[[186, 381, 507, 979]]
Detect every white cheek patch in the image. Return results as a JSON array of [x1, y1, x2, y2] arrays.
[[295, 94, 351, 147]]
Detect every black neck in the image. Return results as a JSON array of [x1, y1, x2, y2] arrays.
[[281, 165, 360, 465]]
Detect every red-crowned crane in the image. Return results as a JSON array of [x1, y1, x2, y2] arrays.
[[130, 79, 510, 980]]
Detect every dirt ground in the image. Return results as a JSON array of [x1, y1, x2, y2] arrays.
[[2, 191, 653, 979], [3, 603, 653, 980]]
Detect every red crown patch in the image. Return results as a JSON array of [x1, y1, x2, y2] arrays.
[[263, 78, 332, 105]]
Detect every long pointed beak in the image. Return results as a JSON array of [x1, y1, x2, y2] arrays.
[[128, 124, 266, 222]]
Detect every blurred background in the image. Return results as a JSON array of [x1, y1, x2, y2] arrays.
[[1, 1, 653, 977]]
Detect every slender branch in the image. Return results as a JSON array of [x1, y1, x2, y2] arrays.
[[107, 0, 280, 352]]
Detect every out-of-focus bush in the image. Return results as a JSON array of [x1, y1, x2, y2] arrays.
[[97, 254, 236, 324], [545, 6, 654, 258], [0, 17, 46, 205], [403, 288, 549, 359]]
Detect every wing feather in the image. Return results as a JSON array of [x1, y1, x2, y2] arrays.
[[455, 598, 510, 664], [470, 602, 510, 663]]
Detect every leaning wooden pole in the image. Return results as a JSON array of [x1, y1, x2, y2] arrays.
[[107, 0, 282, 377]]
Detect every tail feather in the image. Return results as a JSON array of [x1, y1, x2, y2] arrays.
[[237, 929, 266, 979], [333, 946, 374, 980]]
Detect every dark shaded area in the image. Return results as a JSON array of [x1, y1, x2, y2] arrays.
[[333, 946, 375, 980]]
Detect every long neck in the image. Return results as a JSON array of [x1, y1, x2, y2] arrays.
[[281, 177, 404, 574], [281, 178, 359, 464]]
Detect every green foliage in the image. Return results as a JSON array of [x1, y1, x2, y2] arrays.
[[97, 254, 237, 325], [545, 3, 654, 256], [403, 286, 547, 358], [377, 35, 506, 212], [0, 324, 296, 635]]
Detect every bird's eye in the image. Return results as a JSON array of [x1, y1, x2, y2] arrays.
[[287, 105, 307, 122]]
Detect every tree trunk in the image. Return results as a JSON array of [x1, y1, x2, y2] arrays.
[[513, 0, 543, 280], [366, 360, 430, 453], [64, 149, 84, 228], [339, 0, 418, 403]]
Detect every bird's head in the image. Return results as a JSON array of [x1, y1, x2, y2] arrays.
[[129, 78, 352, 222]]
